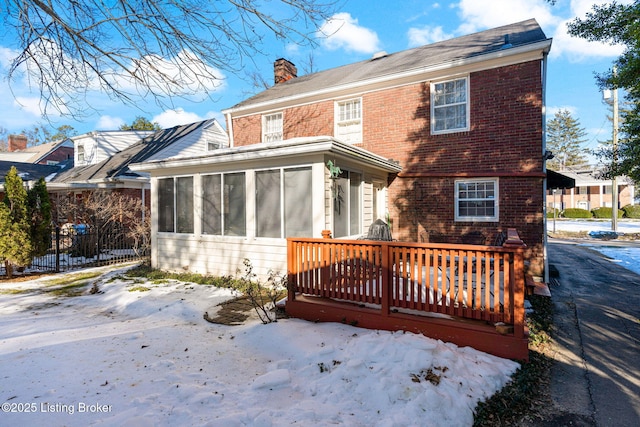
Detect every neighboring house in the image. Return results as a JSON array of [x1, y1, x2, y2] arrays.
[[0, 134, 74, 165], [49, 119, 228, 219], [547, 169, 636, 211], [72, 130, 155, 167], [0, 161, 66, 187], [131, 19, 553, 279]]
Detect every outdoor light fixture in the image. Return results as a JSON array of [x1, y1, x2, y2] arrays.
[[543, 150, 554, 160]]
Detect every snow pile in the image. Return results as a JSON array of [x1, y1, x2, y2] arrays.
[[0, 265, 519, 426]]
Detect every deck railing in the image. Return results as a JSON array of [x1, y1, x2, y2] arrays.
[[287, 229, 527, 339]]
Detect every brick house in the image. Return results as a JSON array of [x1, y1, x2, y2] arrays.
[[0, 134, 74, 165], [547, 169, 635, 211], [132, 19, 553, 279]]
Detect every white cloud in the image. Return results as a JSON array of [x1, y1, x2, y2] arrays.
[[549, 20, 625, 61], [95, 115, 125, 130], [453, 0, 631, 63], [12, 97, 42, 117], [115, 49, 226, 99], [407, 26, 455, 47], [317, 13, 381, 54], [152, 108, 204, 129], [456, 0, 559, 34]]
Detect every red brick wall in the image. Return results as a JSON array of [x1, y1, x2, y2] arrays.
[[231, 60, 546, 274], [37, 147, 74, 164]]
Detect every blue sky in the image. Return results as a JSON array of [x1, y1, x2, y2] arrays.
[[0, 0, 629, 159]]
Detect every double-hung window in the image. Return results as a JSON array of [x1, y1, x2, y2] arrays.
[[255, 167, 313, 238], [262, 112, 283, 143], [431, 77, 469, 134], [202, 173, 246, 236], [455, 179, 498, 222], [158, 176, 194, 233], [335, 98, 362, 143]]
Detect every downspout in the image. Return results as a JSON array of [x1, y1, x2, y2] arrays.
[[542, 50, 550, 284], [226, 112, 235, 148]]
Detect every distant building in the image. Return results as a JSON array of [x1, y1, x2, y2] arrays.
[[547, 169, 635, 211]]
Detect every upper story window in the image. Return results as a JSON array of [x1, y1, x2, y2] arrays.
[[262, 112, 283, 143], [455, 178, 498, 222], [77, 144, 85, 163], [335, 98, 362, 144], [431, 77, 469, 134]]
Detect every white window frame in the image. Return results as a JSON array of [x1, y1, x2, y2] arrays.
[[77, 144, 85, 163], [431, 76, 470, 134], [262, 112, 283, 143], [454, 178, 499, 222], [335, 98, 363, 144]]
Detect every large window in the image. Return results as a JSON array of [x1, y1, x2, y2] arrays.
[[455, 179, 498, 222], [202, 173, 246, 236], [262, 112, 283, 143], [335, 99, 362, 143], [256, 167, 312, 238], [158, 176, 194, 233], [332, 170, 362, 237], [431, 77, 469, 134]]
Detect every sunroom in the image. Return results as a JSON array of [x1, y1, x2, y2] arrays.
[[129, 136, 402, 278]]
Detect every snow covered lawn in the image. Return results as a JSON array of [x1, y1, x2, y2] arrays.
[[0, 264, 519, 427]]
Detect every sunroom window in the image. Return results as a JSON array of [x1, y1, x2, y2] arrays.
[[332, 170, 362, 237], [158, 176, 194, 233], [256, 167, 312, 238], [431, 77, 469, 134], [202, 173, 246, 236]]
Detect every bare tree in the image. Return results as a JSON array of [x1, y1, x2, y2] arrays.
[[53, 191, 150, 257], [2, 1, 336, 119]]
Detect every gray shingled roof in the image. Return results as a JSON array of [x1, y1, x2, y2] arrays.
[[229, 19, 548, 110], [0, 161, 64, 183], [51, 120, 214, 183]]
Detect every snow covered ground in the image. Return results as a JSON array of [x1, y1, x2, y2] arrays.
[[0, 264, 519, 427], [552, 219, 640, 276]]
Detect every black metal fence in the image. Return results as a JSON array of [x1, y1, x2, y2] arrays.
[[25, 223, 149, 274]]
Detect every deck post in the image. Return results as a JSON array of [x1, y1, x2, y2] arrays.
[[287, 239, 296, 302], [380, 243, 391, 317]]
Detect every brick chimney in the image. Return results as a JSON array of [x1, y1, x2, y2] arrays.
[[274, 58, 297, 84], [8, 134, 27, 152]]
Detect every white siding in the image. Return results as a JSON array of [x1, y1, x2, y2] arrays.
[[146, 121, 229, 162], [73, 131, 152, 166]]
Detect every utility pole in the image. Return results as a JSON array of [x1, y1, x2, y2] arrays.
[[603, 70, 619, 232], [612, 73, 619, 232]]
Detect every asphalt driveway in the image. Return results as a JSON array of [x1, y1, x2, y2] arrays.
[[545, 239, 640, 427]]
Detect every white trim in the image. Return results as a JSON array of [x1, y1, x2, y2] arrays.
[[454, 178, 499, 222], [130, 137, 402, 174]]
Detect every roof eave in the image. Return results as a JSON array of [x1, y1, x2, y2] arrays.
[[130, 137, 403, 174], [222, 39, 552, 117]]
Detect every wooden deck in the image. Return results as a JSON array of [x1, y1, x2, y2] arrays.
[[286, 229, 530, 361]]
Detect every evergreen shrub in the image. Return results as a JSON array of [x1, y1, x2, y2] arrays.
[[562, 208, 592, 218]]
